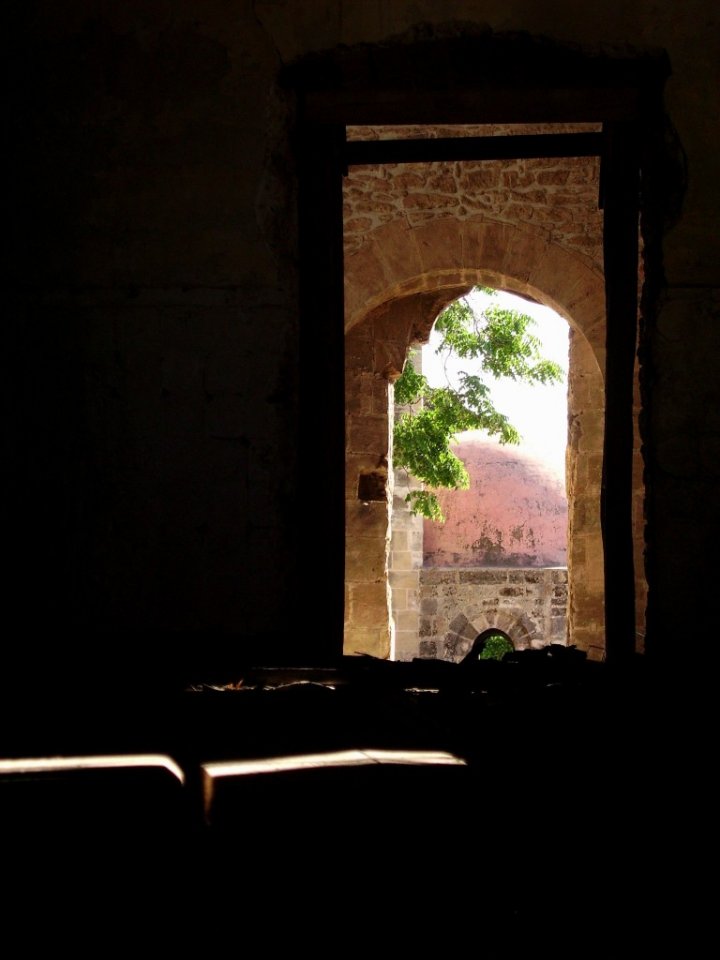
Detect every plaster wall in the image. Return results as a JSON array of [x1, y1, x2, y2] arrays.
[[423, 439, 568, 569], [392, 435, 572, 663]]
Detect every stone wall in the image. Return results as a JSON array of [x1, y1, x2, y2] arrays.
[[417, 567, 569, 662], [345, 123, 603, 270], [566, 328, 606, 659], [344, 310, 394, 658], [388, 463, 424, 662]]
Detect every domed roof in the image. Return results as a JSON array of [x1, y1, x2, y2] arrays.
[[423, 435, 567, 567]]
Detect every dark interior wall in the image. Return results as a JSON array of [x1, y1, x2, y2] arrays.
[[6, 1, 719, 681], [8, 2, 301, 675]]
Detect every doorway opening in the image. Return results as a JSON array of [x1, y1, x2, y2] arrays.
[[343, 124, 615, 661], [293, 32, 668, 665], [387, 287, 571, 662]]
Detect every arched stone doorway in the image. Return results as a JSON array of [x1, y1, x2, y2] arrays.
[[344, 216, 643, 661], [291, 35, 665, 665]]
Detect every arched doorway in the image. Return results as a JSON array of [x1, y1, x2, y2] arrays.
[[292, 35, 663, 663], [344, 225, 613, 660]]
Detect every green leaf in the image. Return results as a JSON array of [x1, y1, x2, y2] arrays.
[[393, 289, 564, 522], [394, 362, 430, 406], [404, 490, 445, 522], [478, 634, 515, 660]]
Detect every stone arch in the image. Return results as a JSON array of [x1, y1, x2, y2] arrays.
[[344, 216, 609, 659], [484, 609, 537, 650], [442, 609, 535, 663], [345, 217, 605, 378]]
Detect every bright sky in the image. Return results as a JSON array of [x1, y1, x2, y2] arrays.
[[421, 288, 569, 476]]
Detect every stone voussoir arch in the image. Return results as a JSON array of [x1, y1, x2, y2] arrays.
[[442, 608, 536, 662], [345, 216, 606, 378]]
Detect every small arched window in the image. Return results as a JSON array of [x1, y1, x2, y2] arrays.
[[462, 629, 515, 663]]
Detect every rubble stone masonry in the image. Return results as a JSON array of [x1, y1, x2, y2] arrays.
[[417, 567, 569, 662]]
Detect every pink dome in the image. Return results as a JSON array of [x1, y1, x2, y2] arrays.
[[423, 436, 567, 567]]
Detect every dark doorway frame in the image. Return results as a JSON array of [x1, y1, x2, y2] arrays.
[[291, 36, 669, 665]]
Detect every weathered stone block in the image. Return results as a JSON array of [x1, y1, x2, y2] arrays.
[[391, 530, 408, 552], [459, 163, 500, 194], [459, 569, 504, 584], [537, 169, 571, 185], [421, 569, 458, 585], [439, 585, 459, 598], [395, 610, 419, 632], [374, 339, 407, 379], [391, 587, 407, 612], [345, 540, 386, 581], [347, 414, 389, 454], [418, 641, 437, 659], [403, 192, 456, 211], [389, 571, 420, 590], [346, 500, 389, 538], [344, 625, 390, 659], [443, 636, 459, 659], [349, 581, 388, 606], [393, 635, 418, 662], [350, 598, 389, 629], [391, 550, 414, 571]]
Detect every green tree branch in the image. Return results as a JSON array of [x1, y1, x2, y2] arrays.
[[393, 288, 564, 521]]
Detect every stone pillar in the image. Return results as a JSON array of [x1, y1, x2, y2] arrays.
[[344, 295, 465, 658], [344, 322, 393, 658], [566, 328, 606, 658], [387, 347, 425, 661], [389, 458, 424, 661]]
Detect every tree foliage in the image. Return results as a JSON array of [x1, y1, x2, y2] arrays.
[[393, 288, 564, 521], [478, 633, 515, 661]]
